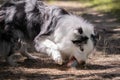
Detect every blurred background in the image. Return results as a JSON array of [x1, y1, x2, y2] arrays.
[[0, 0, 120, 20]]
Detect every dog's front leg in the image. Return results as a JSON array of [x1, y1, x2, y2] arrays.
[[35, 38, 63, 65]]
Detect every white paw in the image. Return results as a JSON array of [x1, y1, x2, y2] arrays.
[[54, 56, 63, 65], [50, 49, 63, 65]]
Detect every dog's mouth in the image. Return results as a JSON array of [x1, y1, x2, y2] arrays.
[[67, 56, 86, 67], [67, 56, 78, 67]]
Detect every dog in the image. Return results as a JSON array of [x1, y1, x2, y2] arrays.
[[34, 15, 98, 66], [0, 0, 98, 66]]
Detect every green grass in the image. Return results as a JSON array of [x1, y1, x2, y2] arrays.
[[79, 0, 120, 21], [48, 0, 120, 21]]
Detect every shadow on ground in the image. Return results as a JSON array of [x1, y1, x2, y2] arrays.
[[0, 56, 120, 80], [0, 1, 120, 80]]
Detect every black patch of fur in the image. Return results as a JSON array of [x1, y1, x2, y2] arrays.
[[72, 36, 88, 51], [72, 36, 88, 44], [78, 27, 83, 34], [91, 34, 98, 46]]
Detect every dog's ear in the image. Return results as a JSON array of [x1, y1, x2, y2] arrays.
[[74, 27, 83, 35], [94, 28, 101, 41], [95, 32, 100, 41]]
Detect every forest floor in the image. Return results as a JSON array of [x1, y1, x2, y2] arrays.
[[0, 1, 120, 80]]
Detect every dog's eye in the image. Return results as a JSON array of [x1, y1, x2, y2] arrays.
[[72, 36, 88, 44]]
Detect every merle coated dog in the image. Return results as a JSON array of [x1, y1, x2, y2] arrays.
[[0, 0, 98, 66]]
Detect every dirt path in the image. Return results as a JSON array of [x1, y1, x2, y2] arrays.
[[0, 1, 120, 80]]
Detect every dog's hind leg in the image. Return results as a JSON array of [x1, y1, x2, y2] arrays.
[[1, 42, 18, 66], [6, 55, 18, 66], [20, 42, 39, 60], [6, 51, 18, 66]]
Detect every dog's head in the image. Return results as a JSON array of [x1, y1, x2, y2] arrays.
[[57, 15, 99, 65], [72, 17, 99, 65], [71, 26, 98, 64]]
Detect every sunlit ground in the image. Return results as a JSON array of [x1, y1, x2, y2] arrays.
[[0, 0, 120, 80], [47, 0, 120, 21]]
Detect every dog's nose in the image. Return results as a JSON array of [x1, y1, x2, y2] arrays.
[[79, 60, 86, 65]]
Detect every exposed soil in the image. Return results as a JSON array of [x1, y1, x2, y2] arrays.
[[0, 1, 120, 80]]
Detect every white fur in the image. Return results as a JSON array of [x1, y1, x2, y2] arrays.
[[35, 15, 95, 65], [25, 0, 37, 12], [35, 37, 63, 65]]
